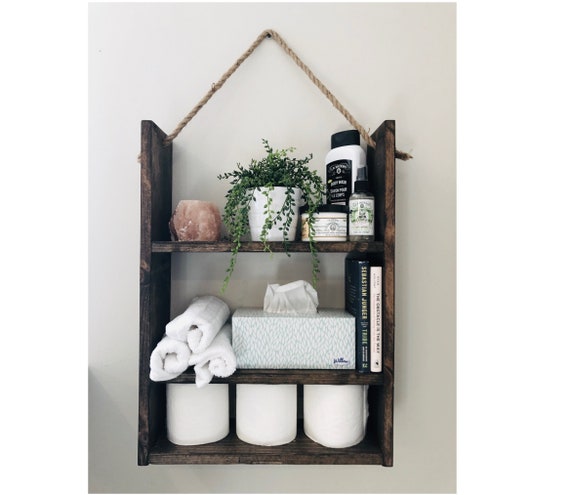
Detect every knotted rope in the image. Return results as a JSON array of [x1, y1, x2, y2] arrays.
[[160, 29, 412, 160]]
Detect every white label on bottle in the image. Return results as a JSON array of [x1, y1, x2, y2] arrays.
[[348, 198, 375, 235]]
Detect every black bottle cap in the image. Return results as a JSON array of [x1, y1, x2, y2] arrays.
[[331, 129, 360, 149], [354, 167, 369, 192], [354, 180, 369, 193], [300, 204, 348, 214]]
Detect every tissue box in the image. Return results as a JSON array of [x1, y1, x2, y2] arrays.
[[232, 308, 355, 369]]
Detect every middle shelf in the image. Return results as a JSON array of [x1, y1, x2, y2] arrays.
[[167, 369, 384, 385]]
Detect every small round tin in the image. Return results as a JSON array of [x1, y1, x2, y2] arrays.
[[300, 205, 348, 242]]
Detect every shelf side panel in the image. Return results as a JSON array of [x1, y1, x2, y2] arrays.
[[139, 121, 173, 465], [368, 120, 395, 467]]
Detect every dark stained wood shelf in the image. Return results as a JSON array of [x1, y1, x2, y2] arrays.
[[139, 119, 396, 467], [152, 240, 383, 253], [168, 368, 384, 385], [149, 421, 384, 465]]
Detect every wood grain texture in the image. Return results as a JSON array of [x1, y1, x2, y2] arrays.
[[368, 120, 396, 466], [167, 369, 384, 385], [149, 421, 384, 465], [152, 240, 384, 253], [138, 121, 173, 466]]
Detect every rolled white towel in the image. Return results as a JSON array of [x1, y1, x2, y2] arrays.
[[149, 335, 191, 382], [188, 324, 237, 388], [166, 295, 230, 353]]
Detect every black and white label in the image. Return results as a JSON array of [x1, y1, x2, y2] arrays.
[[326, 159, 352, 204]]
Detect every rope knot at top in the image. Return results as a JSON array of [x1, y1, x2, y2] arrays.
[[161, 29, 412, 160]]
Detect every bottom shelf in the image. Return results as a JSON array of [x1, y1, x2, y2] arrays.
[[149, 421, 384, 465]]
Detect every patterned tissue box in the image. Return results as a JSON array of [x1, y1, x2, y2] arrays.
[[231, 308, 355, 369]]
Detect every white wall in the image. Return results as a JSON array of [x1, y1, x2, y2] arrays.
[[89, 2, 456, 493]]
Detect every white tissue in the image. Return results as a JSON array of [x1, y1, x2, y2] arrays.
[[303, 385, 368, 448], [236, 384, 297, 446], [166, 383, 229, 445], [263, 280, 319, 314]]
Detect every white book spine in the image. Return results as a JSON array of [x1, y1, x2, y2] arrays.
[[370, 266, 382, 372]]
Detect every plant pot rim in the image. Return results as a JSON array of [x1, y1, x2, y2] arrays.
[[248, 185, 302, 191]]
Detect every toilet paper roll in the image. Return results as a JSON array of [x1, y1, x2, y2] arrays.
[[236, 384, 297, 446], [166, 383, 229, 445], [303, 384, 368, 448]]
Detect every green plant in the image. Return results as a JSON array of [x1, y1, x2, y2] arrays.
[[217, 139, 325, 293]]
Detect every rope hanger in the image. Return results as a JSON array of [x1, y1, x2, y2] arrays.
[[162, 29, 412, 160]]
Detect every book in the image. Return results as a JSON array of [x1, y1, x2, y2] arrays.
[[345, 257, 370, 372], [370, 265, 382, 372]]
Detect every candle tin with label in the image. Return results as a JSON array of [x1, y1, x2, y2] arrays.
[[300, 205, 348, 242]]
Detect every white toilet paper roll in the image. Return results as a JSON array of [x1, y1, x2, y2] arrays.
[[166, 383, 229, 445], [236, 384, 297, 446], [303, 384, 368, 448]]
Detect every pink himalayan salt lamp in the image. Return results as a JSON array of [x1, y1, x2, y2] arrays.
[[169, 200, 222, 241]]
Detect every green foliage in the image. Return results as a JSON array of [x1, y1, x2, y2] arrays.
[[217, 139, 325, 293]]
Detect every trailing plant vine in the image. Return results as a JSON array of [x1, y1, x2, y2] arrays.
[[217, 139, 325, 293]]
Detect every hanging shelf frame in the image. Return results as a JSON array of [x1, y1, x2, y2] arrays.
[[139, 29, 399, 467]]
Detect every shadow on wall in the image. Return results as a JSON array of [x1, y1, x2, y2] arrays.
[[88, 369, 176, 493]]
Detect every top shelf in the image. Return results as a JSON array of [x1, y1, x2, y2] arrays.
[[152, 241, 384, 253]]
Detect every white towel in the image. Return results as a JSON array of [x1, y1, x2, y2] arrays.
[[188, 324, 237, 388], [166, 295, 230, 353], [149, 335, 191, 382]]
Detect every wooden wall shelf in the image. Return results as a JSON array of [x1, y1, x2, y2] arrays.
[[138, 119, 396, 466]]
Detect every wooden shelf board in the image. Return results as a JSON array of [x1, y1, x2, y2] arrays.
[[168, 369, 384, 385], [152, 240, 384, 253], [149, 423, 384, 465]]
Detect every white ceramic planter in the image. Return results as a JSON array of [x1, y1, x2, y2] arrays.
[[248, 187, 302, 242]]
